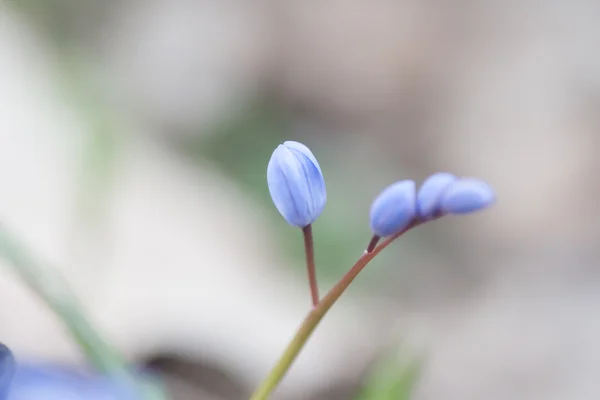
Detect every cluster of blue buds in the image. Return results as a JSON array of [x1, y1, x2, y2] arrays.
[[267, 141, 495, 240], [369, 172, 495, 238]]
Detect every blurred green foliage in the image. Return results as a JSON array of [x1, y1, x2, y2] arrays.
[[52, 51, 124, 232], [355, 349, 421, 400]]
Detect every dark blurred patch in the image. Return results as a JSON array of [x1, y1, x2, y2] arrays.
[[145, 354, 249, 400], [8, 0, 113, 45], [145, 353, 367, 400]]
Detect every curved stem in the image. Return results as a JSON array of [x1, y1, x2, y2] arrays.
[[302, 225, 319, 307], [250, 222, 418, 400]]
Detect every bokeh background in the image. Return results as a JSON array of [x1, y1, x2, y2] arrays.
[[1, 1, 599, 399]]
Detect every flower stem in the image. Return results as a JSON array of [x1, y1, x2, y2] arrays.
[[366, 235, 380, 253], [250, 223, 418, 400], [0, 225, 167, 400], [302, 225, 319, 307]]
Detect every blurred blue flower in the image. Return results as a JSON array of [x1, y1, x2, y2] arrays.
[[369, 180, 417, 237], [440, 178, 495, 214], [8, 364, 149, 400], [416, 172, 457, 219], [267, 141, 326, 228], [0, 344, 15, 399]]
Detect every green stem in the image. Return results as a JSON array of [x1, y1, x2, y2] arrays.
[[0, 225, 167, 400], [250, 225, 415, 399]]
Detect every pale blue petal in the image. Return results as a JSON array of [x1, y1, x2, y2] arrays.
[[369, 180, 417, 237], [267, 142, 326, 227], [287, 147, 326, 221], [283, 141, 323, 175], [416, 172, 457, 218], [440, 178, 495, 214]]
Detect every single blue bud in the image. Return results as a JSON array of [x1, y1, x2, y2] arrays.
[[416, 172, 457, 219], [0, 344, 15, 399], [440, 178, 495, 214], [267, 141, 326, 228], [369, 180, 417, 237]]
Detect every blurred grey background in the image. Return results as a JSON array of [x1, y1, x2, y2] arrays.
[[0, 0, 599, 399]]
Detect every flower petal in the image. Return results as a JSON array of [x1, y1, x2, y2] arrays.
[[267, 141, 326, 227], [440, 178, 495, 214], [283, 141, 323, 175], [416, 172, 457, 218], [370, 180, 417, 237]]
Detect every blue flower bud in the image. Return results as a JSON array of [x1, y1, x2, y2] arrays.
[[267, 141, 326, 228], [369, 180, 417, 237], [440, 178, 495, 214], [416, 172, 457, 219], [0, 344, 15, 399]]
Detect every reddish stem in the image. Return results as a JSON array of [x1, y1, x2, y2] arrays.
[[302, 224, 319, 307], [332, 220, 421, 301], [250, 219, 424, 399], [366, 235, 380, 253]]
